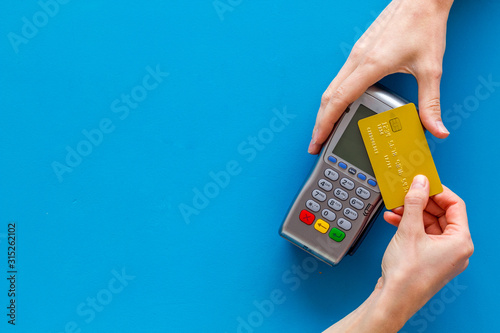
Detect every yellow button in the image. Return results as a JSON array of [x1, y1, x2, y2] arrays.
[[314, 219, 330, 234]]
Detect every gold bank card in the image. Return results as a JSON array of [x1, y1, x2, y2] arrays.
[[358, 103, 443, 210]]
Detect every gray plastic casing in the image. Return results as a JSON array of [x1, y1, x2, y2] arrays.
[[279, 84, 409, 266]]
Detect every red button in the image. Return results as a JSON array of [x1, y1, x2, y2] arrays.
[[299, 210, 315, 225]]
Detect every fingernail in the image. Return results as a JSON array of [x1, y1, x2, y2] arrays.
[[308, 130, 319, 153], [308, 141, 316, 154], [411, 175, 427, 189], [436, 120, 449, 135]]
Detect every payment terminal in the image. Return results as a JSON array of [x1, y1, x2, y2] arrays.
[[279, 85, 409, 265]]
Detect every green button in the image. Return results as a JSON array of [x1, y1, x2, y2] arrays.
[[329, 228, 345, 242]]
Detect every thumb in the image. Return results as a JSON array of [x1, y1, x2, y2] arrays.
[[417, 70, 449, 139], [398, 175, 430, 237]]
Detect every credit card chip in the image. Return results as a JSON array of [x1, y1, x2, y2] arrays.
[[389, 117, 402, 132]]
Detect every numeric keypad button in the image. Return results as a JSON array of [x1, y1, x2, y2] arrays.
[[318, 179, 333, 192], [321, 209, 336, 222], [334, 188, 348, 201], [340, 178, 355, 190], [350, 197, 364, 210], [324, 168, 339, 181], [344, 207, 358, 220], [355, 187, 371, 200], [306, 200, 320, 212], [312, 189, 326, 202], [328, 198, 342, 211], [337, 218, 352, 231]]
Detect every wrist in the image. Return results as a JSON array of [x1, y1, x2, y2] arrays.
[[399, 0, 454, 15], [363, 275, 426, 332], [324, 276, 429, 333]]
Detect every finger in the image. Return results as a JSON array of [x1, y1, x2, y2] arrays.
[[429, 185, 457, 210], [416, 67, 449, 139], [393, 198, 445, 218], [425, 196, 446, 218], [422, 211, 443, 235], [391, 206, 404, 216], [318, 59, 359, 115], [308, 60, 359, 154], [398, 175, 430, 237], [387, 209, 442, 234], [431, 185, 469, 231], [438, 214, 448, 234], [384, 211, 402, 227], [309, 66, 385, 154], [392, 197, 445, 218]]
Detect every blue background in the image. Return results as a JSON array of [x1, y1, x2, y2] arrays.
[[1, 1, 499, 332]]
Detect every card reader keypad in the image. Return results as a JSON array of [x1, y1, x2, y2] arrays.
[[356, 187, 371, 199], [324, 169, 339, 181], [334, 188, 348, 201], [344, 207, 358, 220], [280, 87, 402, 266], [350, 197, 364, 210], [306, 200, 320, 212], [318, 179, 333, 192], [328, 198, 342, 211], [321, 209, 336, 221], [301, 167, 376, 243], [312, 190, 327, 202], [337, 218, 352, 231], [340, 178, 355, 190]]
